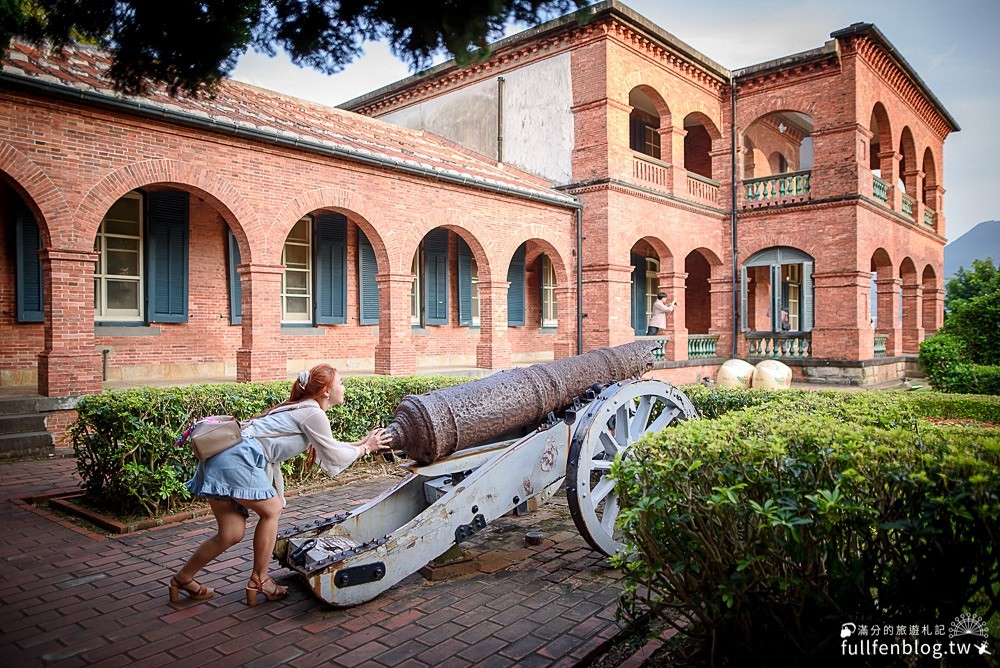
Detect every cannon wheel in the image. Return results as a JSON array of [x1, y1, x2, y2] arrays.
[[566, 379, 697, 556]]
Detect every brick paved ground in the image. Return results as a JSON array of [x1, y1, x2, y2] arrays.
[[0, 458, 624, 667]]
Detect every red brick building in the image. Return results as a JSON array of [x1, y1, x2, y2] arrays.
[[0, 1, 956, 420]]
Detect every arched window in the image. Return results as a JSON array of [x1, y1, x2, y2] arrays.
[[741, 247, 814, 332]]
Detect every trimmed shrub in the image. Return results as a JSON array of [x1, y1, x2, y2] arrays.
[[613, 390, 1000, 664], [945, 290, 1000, 365], [70, 375, 467, 517], [919, 333, 970, 392]]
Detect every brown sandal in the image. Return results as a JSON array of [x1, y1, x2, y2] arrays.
[[245, 576, 288, 606], [168, 575, 214, 602]]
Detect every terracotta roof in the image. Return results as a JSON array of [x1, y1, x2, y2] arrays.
[[1, 40, 578, 208]]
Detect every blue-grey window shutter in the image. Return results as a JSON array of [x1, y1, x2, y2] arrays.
[[507, 243, 526, 326], [15, 204, 44, 323], [630, 254, 644, 335], [457, 237, 472, 326], [315, 213, 347, 325], [770, 264, 782, 332], [802, 260, 814, 331], [358, 230, 379, 325], [423, 229, 449, 325], [227, 229, 242, 325], [146, 191, 189, 323], [740, 266, 748, 332]]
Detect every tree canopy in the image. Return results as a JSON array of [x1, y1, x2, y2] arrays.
[[1, 0, 591, 96], [945, 257, 1000, 315]]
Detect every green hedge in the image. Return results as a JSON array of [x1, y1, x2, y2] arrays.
[[614, 389, 1000, 663], [70, 375, 467, 517]]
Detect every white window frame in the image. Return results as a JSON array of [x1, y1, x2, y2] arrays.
[[281, 217, 312, 324], [410, 249, 421, 326], [786, 264, 801, 331], [470, 256, 481, 327], [541, 255, 557, 328], [94, 192, 143, 322], [644, 257, 660, 328]]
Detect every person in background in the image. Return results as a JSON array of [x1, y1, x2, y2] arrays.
[[646, 291, 677, 335], [170, 364, 391, 605]]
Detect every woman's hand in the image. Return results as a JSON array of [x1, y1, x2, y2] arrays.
[[361, 428, 393, 455]]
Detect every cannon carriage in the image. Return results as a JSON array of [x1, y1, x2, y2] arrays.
[[274, 342, 696, 606]]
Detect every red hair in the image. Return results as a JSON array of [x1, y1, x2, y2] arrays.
[[265, 364, 338, 413]]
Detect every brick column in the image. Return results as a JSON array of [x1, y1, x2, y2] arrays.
[[901, 283, 924, 354], [856, 126, 875, 204], [236, 263, 286, 382], [659, 271, 687, 360], [924, 184, 946, 235], [904, 169, 925, 224], [708, 276, 733, 359], [375, 273, 417, 375], [553, 285, 576, 359], [879, 150, 902, 212], [664, 126, 688, 195], [922, 286, 944, 335], [581, 263, 634, 351], [875, 276, 902, 356], [38, 248, 102, 396], [475, 280, 513, 370], [811, 270, 872, 360]]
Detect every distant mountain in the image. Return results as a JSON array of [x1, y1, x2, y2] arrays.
[[945, 220, 1000, 278]]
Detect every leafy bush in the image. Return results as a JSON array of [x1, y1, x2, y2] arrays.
[[613, 390, 1000, 664], [71, 375, 467, 517], [920, 332, 1000, 395], [945, 257, 1000, 315], [945, 289, 1000, 366]]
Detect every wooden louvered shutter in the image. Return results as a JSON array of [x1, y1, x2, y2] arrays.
[[146, 191, 189, 323], [423, 229, 449, 325], [457, 237, 472, 326], [358, 230, 379, 325], [15, 204, 44, 323], [315, 213, 347, 325], [507, 243, 526, 326], [227, 229, 242, 325]]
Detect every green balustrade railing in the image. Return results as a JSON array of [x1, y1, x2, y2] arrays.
[[874, 335, 887, 358], [873, 176, 889, 203], [636, 335, 670, 361], [924, 207, 936, 226], [687, 334, 719, 359], [745, 332, 812, 358], [901, 194, 915, 219], [743, 170, 811, 203]]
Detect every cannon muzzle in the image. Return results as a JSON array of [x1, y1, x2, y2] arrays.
[[386, 341, 657, 463]]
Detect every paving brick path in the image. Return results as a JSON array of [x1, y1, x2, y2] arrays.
[[0, 457, 624, 667]]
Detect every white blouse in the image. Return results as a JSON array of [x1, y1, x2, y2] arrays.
[[240, 399, 360, 506]]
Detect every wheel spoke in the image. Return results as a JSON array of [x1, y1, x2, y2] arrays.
[[600, 493, 620, 532], [614, 404, 630, 447], [592, 475, 615, 503], [629, 396, 654, 441], [598, 429, 618, 457], [646, 405, 681, 434], [592, 460, 613, 472]]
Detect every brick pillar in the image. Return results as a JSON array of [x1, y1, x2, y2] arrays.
[[236, 263, 286, 382], [476, 280, 513, 370], [665, 126, 688, 195], [375, 273, 417, 375], [553, 285, 576, 359], [901, 283, 924, 354], [924, 184, 946, 235], [922, 286, 944, 335], [709, 147, 730, 207], [879, 150, 902, 212], [811, 270, 872, 360], [875, 276, 902, 356], [581, 263, 634, 351], [659, 271, 688, 360], [708, 276, 733, 359], [904, 169, 925, 224], [38, 249, 102, 396], [856, 126, 875, 204]]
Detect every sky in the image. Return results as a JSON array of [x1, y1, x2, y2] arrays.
[[231, 0, 1000, 243]]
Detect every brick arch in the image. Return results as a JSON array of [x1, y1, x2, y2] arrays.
[[682, 110, 723, 141], [516, 237, 571, 291], [921, 147, 938, 192], [273, 187, 395, 271], [76, 159, 261, 260], [623, 79, 672, 125], [0, 140, 71, 248], [898, 127, 917, 189], [899, 256, 918, 286], [631, 235, 674, 272], [690, 246, 724, 267], [870, 247, 894, 274], [869, 102, 892, 152]]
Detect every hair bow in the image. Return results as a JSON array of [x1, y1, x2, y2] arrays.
[[297, 370, 310, 388]]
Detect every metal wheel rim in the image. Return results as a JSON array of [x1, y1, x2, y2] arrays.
[[566, 378, 696, 556]]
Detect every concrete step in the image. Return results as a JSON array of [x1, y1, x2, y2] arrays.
[[0, 413, 48, 435], [0, 431, 55, 460], [0, 395, 80, 416]]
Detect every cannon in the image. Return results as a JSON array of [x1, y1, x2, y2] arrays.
[[274, 342, 697, 606]]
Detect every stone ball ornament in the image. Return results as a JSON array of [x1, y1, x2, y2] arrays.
[[752, 359, 793, 389], [716, 359, 755, 389]]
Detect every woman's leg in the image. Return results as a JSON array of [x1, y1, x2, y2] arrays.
[[176, 498, 247, 582], [236, 495, 284, 588]]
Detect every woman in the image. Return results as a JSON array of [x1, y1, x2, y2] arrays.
[[646, 291, 677, 335], [169, 364, 391, 605]]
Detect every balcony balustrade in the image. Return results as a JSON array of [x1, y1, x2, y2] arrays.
[[687, 334, 720, 359], [873, 176, 889, 203], [745, 332, 811, 359], [632, 153, 668, 191], [901, 194, 916, 219], [636, 335, 670, 361], [686, 173, 720, 205], [924, 207, 936, 227], [743, 170, 811, 205], [874, 335, 887, 358]]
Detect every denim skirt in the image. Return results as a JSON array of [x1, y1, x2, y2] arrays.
[[185, 436, 276, 515]]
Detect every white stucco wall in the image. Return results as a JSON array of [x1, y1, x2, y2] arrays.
[[381, 53, 574, 184]]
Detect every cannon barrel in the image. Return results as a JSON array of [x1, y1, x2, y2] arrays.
[[386, 341, 657, 464]]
